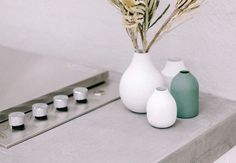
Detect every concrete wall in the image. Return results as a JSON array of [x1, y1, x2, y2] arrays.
[[0, 0, 235, 100]]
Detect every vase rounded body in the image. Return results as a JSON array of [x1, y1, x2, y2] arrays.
[[161, 58, 187, 89], [147, 87, 177, 128], [119, 52, 164, 113], [171, 70, 199, 118]]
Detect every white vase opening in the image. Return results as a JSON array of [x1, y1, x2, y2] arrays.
[[156, 86, 168, 92]]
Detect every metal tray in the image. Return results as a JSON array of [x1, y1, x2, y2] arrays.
[[0, 71, 120, 148]]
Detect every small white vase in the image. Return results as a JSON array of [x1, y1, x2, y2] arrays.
[[147, 87, 177, 128], [119, 52, 164, 113], [161, 57, 187, 89]]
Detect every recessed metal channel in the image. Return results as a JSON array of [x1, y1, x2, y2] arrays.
[[0, 71, 120, 148]]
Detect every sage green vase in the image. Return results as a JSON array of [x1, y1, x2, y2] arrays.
[[170, 70, 199, 118]]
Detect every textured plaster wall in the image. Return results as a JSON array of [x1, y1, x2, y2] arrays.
[[0, 0, 235, 100]]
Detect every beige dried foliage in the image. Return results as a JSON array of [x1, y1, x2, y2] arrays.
[[109, 0, 201, 53]]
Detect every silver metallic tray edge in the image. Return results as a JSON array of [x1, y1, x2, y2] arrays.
[[0, 79, 120, 148], [0, 71, 109, 123]]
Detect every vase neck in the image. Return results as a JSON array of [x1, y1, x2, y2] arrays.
[[177, 70, 195, 80], [155, 87, 170, 95], [131, 52, 151, 65], [166, 58, 186, 70], [179, 70, 191, 76]]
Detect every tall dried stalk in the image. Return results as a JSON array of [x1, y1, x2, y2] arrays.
[[109, 0, 200, 53]]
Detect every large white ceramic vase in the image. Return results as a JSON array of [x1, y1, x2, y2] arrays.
[[119, 52, 164, 113]]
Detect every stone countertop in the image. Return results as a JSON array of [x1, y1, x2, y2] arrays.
[[0, 93, 236, 163]]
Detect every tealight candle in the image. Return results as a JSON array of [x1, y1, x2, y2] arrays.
[[32, 103, 48, 120], [8, 112, 25, 130], [73, 87, 88, 103], [53, 95, 69, 112]]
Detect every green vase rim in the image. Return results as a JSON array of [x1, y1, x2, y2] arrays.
[[180, 70, 190, 74]]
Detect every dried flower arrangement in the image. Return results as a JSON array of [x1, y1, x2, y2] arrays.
[[109, 0, 201, 53]]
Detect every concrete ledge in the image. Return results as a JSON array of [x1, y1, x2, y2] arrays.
[[0, 92, 236, 163], [160, 106, 236, 163]]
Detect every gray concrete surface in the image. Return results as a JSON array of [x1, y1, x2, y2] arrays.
[[0, 92, 235, 163]]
